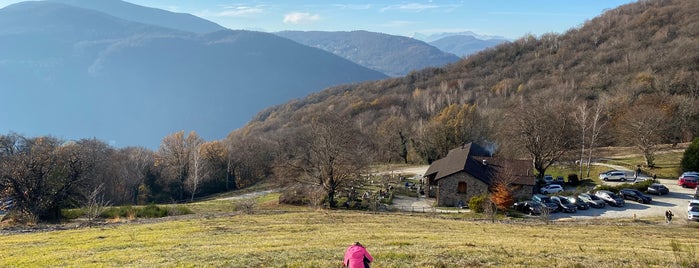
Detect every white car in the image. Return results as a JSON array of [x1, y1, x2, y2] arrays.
[[599, 171, 628, 182], [688, 200, 699, 221], [540, 184, 564, 194]]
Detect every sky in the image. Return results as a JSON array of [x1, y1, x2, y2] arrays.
[[0, 0, 636, 40]]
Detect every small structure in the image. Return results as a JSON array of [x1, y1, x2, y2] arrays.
[[423, 143, 535, 207]]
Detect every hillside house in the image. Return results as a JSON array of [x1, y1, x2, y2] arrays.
[[423, 143, 536, 207]]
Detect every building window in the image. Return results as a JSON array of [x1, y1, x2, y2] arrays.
[[457, 182, 467, 193]]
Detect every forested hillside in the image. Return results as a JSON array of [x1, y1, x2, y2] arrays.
[[239, 0, 699, 166]]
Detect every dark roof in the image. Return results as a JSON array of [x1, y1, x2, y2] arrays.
[[424, 143, 535, 186]]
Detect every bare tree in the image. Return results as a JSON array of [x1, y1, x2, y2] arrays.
[[503, 99, 576, 178], [119, 147, 155, 205], [616, 103, 670, 167], [275, 112, 372, 208], [156, 131, 203, 201], [573, 100, 609, 178], [85, 183, 110, 227], [585, 101, 608, 177], [0, 137, 93, 222], [573, 103, 591, 179]]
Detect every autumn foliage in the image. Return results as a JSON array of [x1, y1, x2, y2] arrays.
[[489, 182, 515, 211]]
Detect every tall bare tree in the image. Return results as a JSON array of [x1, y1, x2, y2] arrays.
[[502, 98, 576, 178], [275, 112, 371, 208], [156, 131, 202, 201], [616, 103, 670, 167], [573, 100, 609, 178]]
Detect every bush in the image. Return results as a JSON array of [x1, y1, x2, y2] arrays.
[[681, 137, 699, 172], [100, 205, 184, 219], [278, 187, 311, 205], [469, 193, 488, 213], [567, 174, 580, 185], [137, 204, 168, 218], [61, 208, 85, 220], [168, 205, 193, 216]]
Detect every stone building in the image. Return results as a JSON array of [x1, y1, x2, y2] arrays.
[[423, 143, 536, 207]]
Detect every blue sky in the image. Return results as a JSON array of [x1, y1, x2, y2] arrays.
[[0, 0, 635, 39]]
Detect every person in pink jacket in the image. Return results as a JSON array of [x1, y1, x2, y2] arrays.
[[343, 242, 374, 268]]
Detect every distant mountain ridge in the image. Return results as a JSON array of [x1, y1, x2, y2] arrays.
[[0, 1, 387, 148], [429, 35, 509, 57], [47, 0, 225, 33], [275, 30, 460, 77]]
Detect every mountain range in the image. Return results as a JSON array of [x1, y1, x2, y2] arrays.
[[275, 30, 461, 77], [0, 1, 387, 147]]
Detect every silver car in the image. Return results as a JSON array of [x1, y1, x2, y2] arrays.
[[595, 190, 625, 207]]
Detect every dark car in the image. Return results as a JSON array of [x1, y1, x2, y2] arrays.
[[578, 193, 606, 208], [532, 194, 559, 212], [512, 200, 542, 215], [595, 190, 625, 207], [550, 196, 577, 213], [619, 188, 652, 204], [646, 183, 669, 195], [566, 196, 590, 210]]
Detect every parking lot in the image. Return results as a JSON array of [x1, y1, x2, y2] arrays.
[[550, 179, 696, 221]]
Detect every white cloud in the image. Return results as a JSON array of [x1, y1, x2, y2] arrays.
[[380, 3, 439, 12], [283, 12, 321, 24], [380, 3, 460, 13], [333, 4, 372, 10], [217, 6, 264, 17]]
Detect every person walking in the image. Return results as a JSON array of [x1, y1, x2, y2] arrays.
[[344, 242, 374, 268], [665, 210, 674, 224]]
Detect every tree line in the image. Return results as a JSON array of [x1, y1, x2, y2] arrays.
[[0, 131, 272, 223]]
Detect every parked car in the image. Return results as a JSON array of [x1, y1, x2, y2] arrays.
[[681, 171, 699, 178], [543, 175, 554, 185], [578, 193, 606, 208], [540, 184, 564, 194], [599, 171, 629, 182], [566, 196, 589, 210], [512, 200, 542, 215], [532, 194, 559, 212], [646, 183, 669, 195], [688, 200, 699, 221], [679, 175, 699, 188], [595, 190, 625, 207], [619, 188, 652, 204], [550, 196, 577, 213]]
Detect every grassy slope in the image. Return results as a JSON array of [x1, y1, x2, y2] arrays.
[[1, 208, 698, 267], [0, 147, 693, 267]]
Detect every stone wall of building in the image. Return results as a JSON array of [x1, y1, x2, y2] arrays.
[[437, 172, 489, 207]]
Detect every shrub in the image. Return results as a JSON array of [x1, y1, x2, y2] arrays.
[[61, 209, 85, 220], [236, 199, 257, 214], [137, 204, 168, 218], [278, 187, 311, 205], [469, 193, 488, 213], [168, 206, 193, 216], [567, 174, 580, 185]]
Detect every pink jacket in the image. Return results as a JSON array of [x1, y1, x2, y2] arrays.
[[344, 245, 373, 268]]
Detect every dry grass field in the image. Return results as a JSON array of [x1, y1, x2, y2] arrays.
[[1, 204, 699, 267], [0, 145, 695, 267]]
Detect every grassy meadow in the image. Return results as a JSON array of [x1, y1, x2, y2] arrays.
[[2, 205, 699, 267], [0, 147, 695, 267]]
